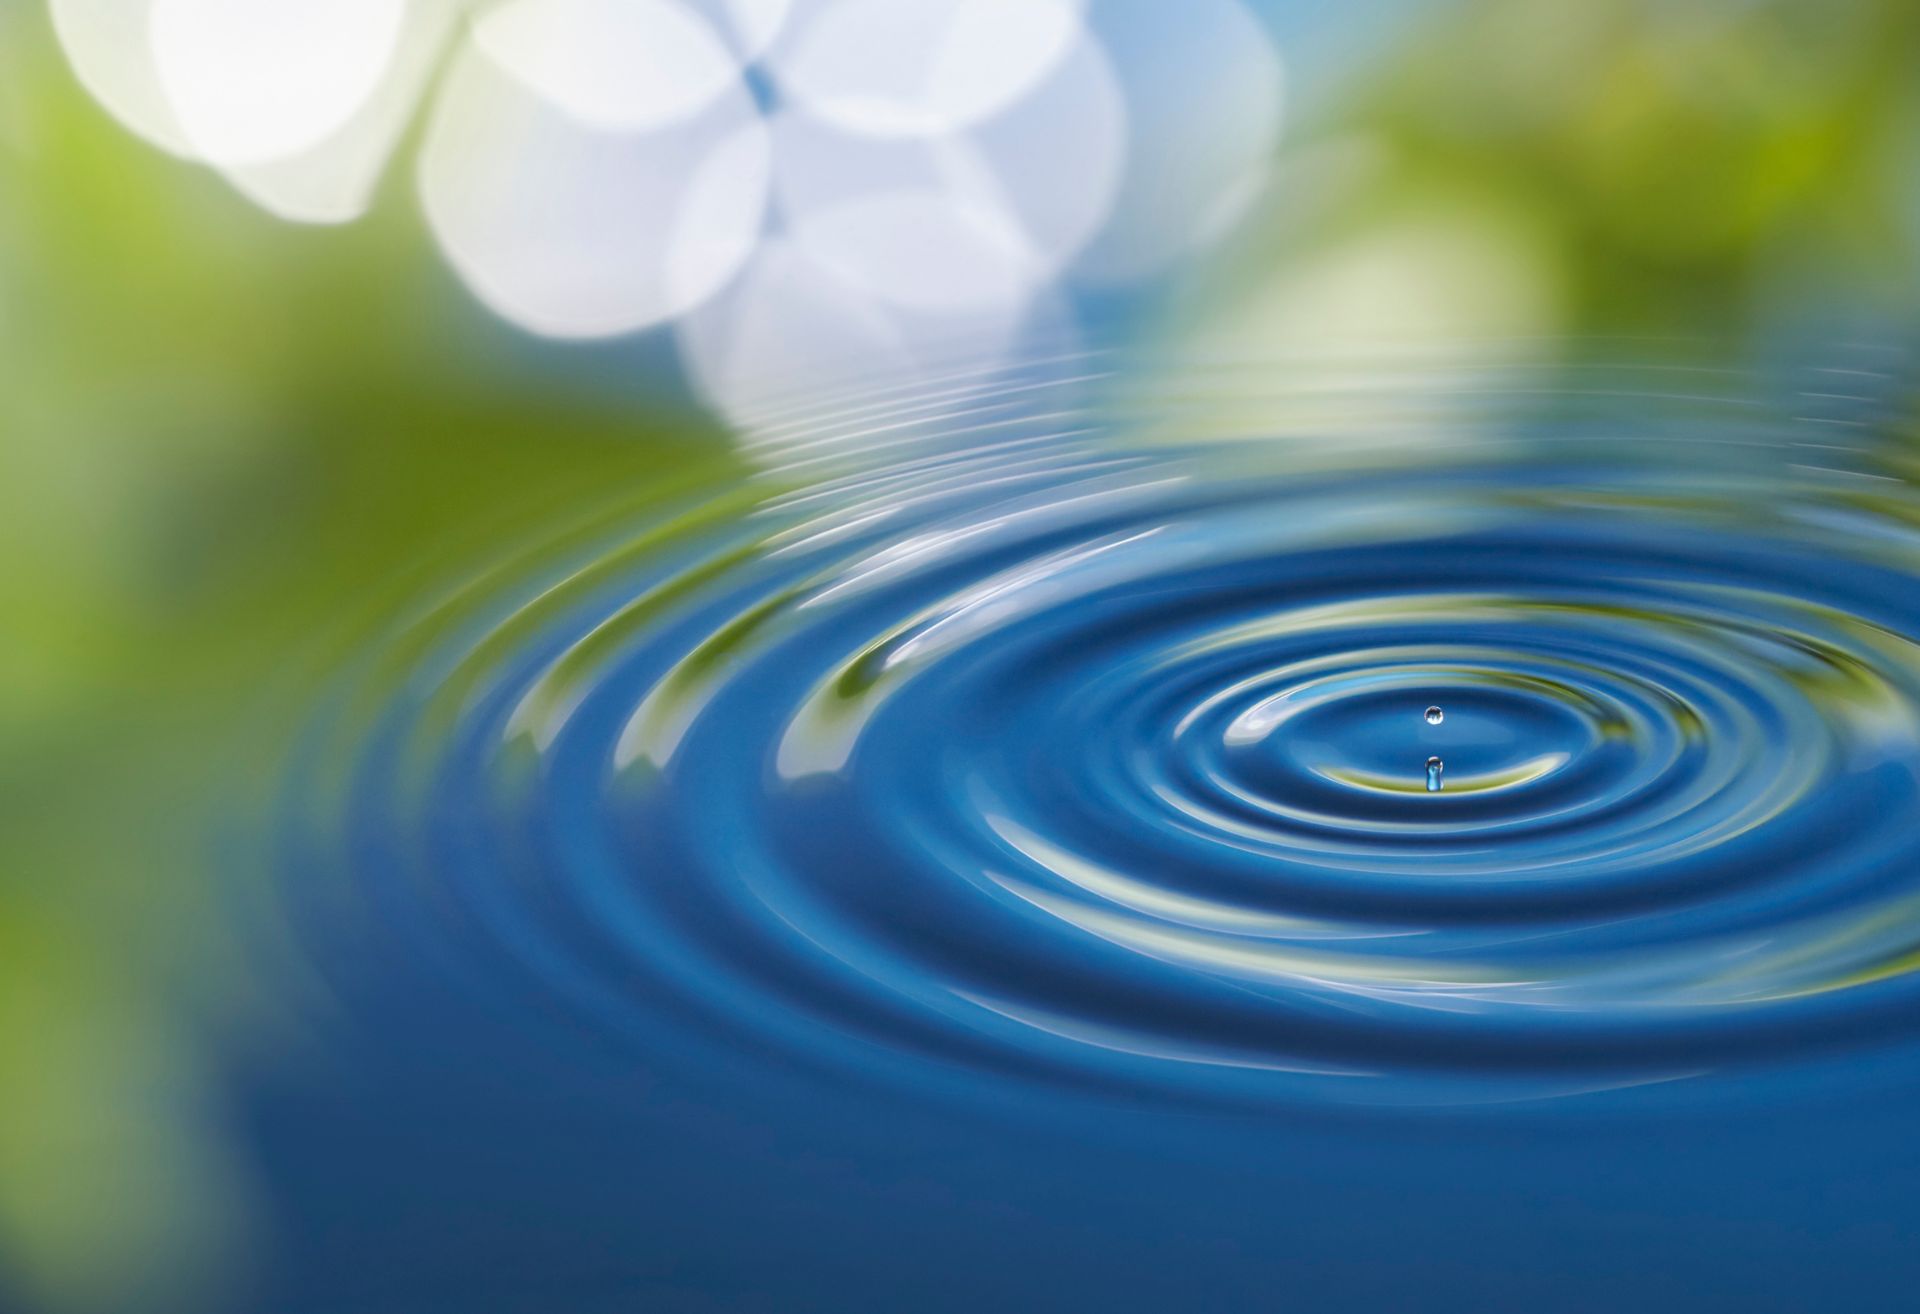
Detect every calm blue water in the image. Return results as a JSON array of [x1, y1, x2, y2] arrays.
[[251, 353, 1920, 1312]]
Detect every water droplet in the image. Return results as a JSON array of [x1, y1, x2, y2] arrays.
[[1425, 705, 1444, 725], [1426, 756, 1444, 792]]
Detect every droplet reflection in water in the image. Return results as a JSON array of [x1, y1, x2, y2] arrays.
[[1425, 705, 1445, 725], [1425, 756, 1444, 792], [286, 352, 1920, 1113]]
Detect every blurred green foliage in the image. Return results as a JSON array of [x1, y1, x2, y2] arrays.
[[0, 8, 734, 1309], [1196, 0, 1920, 352]]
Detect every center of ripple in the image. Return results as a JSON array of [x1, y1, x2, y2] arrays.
[[1223, 665, 1593, 803]]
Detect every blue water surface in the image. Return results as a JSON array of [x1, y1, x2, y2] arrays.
[[243, 353, 1920, 1312]]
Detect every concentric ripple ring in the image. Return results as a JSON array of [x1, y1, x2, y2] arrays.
[[284, 386, 1920, 1110]]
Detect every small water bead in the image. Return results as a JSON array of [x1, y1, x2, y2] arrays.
[[1425, 705, 1444, 725], [1426, 756, 1444, 792]]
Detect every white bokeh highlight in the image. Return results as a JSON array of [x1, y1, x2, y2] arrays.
[[767, 32, 1125, 285], [51, 0, 454, 222], [420, 36, 771, 338], [474, 0, 740, 133], [149, 0, 407, 167], [51, 0, 191, 153], [678, 236, 1076, 440], [688, 0, 791, 59], [792, 191, 1039, 314], [222, 0, 456, 222], [1074, 0, 1284, 283], [678, 236, 921, 424], [766, 0, 1084, 139], [50, 0, 1284, 440]]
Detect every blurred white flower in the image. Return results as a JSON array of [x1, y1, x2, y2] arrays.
[[51, 0, 1283, 434]]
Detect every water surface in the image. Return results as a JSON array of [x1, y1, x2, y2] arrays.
[[259, 350, 1920, 1311]]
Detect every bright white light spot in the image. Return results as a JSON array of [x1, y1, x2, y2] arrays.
[[768, 109, 949, 225], [1074, 0, 1283, 282], [420, 45, 770, 338], [219, 0, 457, 224], [50, 0, 189, 154], [707, 0, 791, 58], [762, 31, 1120, 329], [678, 238, 1060, 439], [771, 0, 1085, 138], [769, 29, 1122, 281], [679, 238, 918, 428], [150, 0, 407, 166], [960, 34, 1126, 273], [792, 191, 1040, 314], [474, 0, 741, 133]]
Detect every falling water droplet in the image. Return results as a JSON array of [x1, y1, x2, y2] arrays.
[[1425, 705, 1444, 725], [1426, 756, 1444, 792]]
